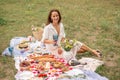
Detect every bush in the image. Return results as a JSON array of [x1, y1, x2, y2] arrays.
[[0, 18, 7, 25]]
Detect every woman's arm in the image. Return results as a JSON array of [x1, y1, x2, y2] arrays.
[[44, 39, 55, 44]]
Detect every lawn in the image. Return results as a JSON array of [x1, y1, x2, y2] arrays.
[[0, 0, 120, 80]]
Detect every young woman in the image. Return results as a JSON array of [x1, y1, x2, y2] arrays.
[[41, 9, 102, 62]]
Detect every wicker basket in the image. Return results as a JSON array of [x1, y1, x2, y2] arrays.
[[32, 27, 43, 41]]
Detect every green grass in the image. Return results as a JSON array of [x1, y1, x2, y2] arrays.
[[0, 0, 120, 80], [0, 18, 7, 25]]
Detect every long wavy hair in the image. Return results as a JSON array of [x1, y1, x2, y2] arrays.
[[46, 9, 61, 25]]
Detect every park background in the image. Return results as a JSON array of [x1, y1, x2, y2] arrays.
[[0, 0, 120, 80]]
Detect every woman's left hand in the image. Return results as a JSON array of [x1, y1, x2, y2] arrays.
[[58, 47, 63, 55]]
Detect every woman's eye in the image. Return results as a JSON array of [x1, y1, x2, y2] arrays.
[[56, 15, 59, 17]]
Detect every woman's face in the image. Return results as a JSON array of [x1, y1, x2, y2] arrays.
[[51, 11, 59, 24]]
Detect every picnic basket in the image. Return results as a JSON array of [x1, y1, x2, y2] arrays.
[[32, 27, 43, 41]]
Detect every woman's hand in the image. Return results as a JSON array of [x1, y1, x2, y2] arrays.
[[61, 37, 65, 43], [58, 47, 63, 55]]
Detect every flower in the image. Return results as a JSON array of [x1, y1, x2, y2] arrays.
[[31, 27, 38, 31], [61, 39, 77, 51]]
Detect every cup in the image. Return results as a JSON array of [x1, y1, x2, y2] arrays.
[[53, 34, 58, 46]]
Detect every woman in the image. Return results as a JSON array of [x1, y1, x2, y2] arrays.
[[41, 9, 101, 62]]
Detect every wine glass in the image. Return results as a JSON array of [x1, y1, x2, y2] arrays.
[[53, 34, 58, 46]]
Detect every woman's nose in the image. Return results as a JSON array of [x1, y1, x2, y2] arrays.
[[55, 16, 58, 19]]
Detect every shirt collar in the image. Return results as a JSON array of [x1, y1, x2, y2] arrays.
[[49, 23, 59, 34]]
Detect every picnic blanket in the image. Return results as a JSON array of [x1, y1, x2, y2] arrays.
[[14, 55, 108, 80], [2, 37, 109, 80]]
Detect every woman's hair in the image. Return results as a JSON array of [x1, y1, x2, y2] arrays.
[[46, 9, 61, 25]]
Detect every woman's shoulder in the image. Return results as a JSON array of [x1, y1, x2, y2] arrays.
[[59, 22, 64, 29], [44, 23, 52, 29], [60, 22, 64, 27]]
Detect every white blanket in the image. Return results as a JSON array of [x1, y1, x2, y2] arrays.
[[78, 57, 104, 71], [2, 37, 108, 80]]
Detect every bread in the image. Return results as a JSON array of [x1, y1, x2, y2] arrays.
[[20, 60, 30, 67], [20, 60, 30, 71], [31, 55, 54, 60], [27, 54, 70, 72], [19, 43, 28, 49]]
